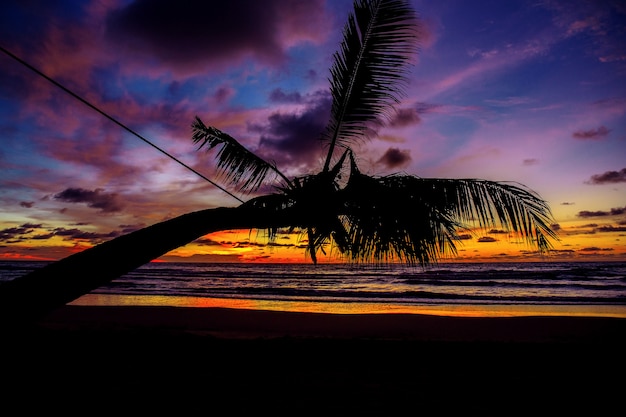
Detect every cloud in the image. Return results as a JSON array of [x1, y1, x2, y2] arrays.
[[214, 87, 236, 105], [577, 206, 626, 218], [430, 35, 555, 97], [415, 102, 445, 117], [30, 233, 56, 240], [269, 89, 303, 104], [578, 247, 614, 252], [0, 223, 43, 242], [596, 225, 626, 232], [591, 97, 626, 118], [53, 227, 119, 241], [484, 96, 534, 107], [387, 108, 421, 127], [19, 201, 34, 208], [104, 0, 330, 72], [254, 91, 331, 171], [585, 168, 626, 184], [572, 125, 611, 140], [0, 220, 135, 245], [194, 237, 224, 247], [54, 188, 124, 213], [453, 234, 472, 240], [541, 0, 626, 65], [378, 134, 406, 143], [522, 158, 539, 166], [34, 122, 150, 187], [376, 148, 412, 170], [118, 224, 146, 234], [477, 236, 498, 242]]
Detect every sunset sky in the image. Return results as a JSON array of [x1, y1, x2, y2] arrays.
[[1, 0, 625, 264]]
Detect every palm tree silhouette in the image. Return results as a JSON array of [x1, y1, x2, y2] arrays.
[[1, 0, 557, 321]]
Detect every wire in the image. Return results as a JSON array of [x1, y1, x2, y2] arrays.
[[0, 44, 244, 204]]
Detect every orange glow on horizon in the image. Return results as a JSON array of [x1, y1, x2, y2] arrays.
[[1, 222, 624, 264], [158, 225, 626, 264], [0, 253, 56, 262]]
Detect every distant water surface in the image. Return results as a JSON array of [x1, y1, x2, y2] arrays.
[[1, 261, 625, 317]]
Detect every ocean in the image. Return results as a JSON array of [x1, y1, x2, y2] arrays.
[[1, 260, 625, 317]]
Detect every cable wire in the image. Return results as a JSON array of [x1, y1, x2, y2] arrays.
[[0, 44, 244, 204]]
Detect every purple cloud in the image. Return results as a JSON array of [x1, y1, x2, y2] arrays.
[[0, 223, 43, 242], [0, 220, 134, 245], [118, 224, 146, 234], [577, 206, 626, 218], [388, 108, 421, 127], [54, 188, 124, 213], [214, 87, 235, 105], [104, 0, 329, 72], [254, 92, 331, 170], [376, 148, 412, 170], [53, 227, 119, 240], [596, 225, 626, 232], [572, 126, 611, 140], [269, 89, 303, 104], [586, 168, 626, 184]]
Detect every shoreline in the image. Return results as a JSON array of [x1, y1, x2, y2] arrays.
[[70, 293, 626, 318], [39, 304, 626, 342]]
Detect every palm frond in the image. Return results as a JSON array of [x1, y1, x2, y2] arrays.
[[417, 177, 559, 252], [192, 116, 292, 193], [337, 161, 461, 265], [322, 0, 419, 171], [330, 162, 558, 265]]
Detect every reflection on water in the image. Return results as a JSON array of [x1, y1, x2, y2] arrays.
[[70, 294, 626, 318]]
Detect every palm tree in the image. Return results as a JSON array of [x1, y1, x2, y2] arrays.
[[0, 0, 557, 321]]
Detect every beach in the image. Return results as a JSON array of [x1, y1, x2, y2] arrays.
[[3, 304, 625, 414]]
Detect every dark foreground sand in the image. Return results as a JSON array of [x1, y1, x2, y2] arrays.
[[3, 305, 625, 414]]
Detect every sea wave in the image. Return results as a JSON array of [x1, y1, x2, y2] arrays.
[[2, 260, 625, 306]]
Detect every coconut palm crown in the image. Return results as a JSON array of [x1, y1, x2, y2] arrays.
[[190, 0, 558, 266]]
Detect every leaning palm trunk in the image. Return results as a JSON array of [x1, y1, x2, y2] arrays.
[[0, 202, 299, 322]]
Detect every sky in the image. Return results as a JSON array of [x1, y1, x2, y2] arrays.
[[0, 0, 625, 264]]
